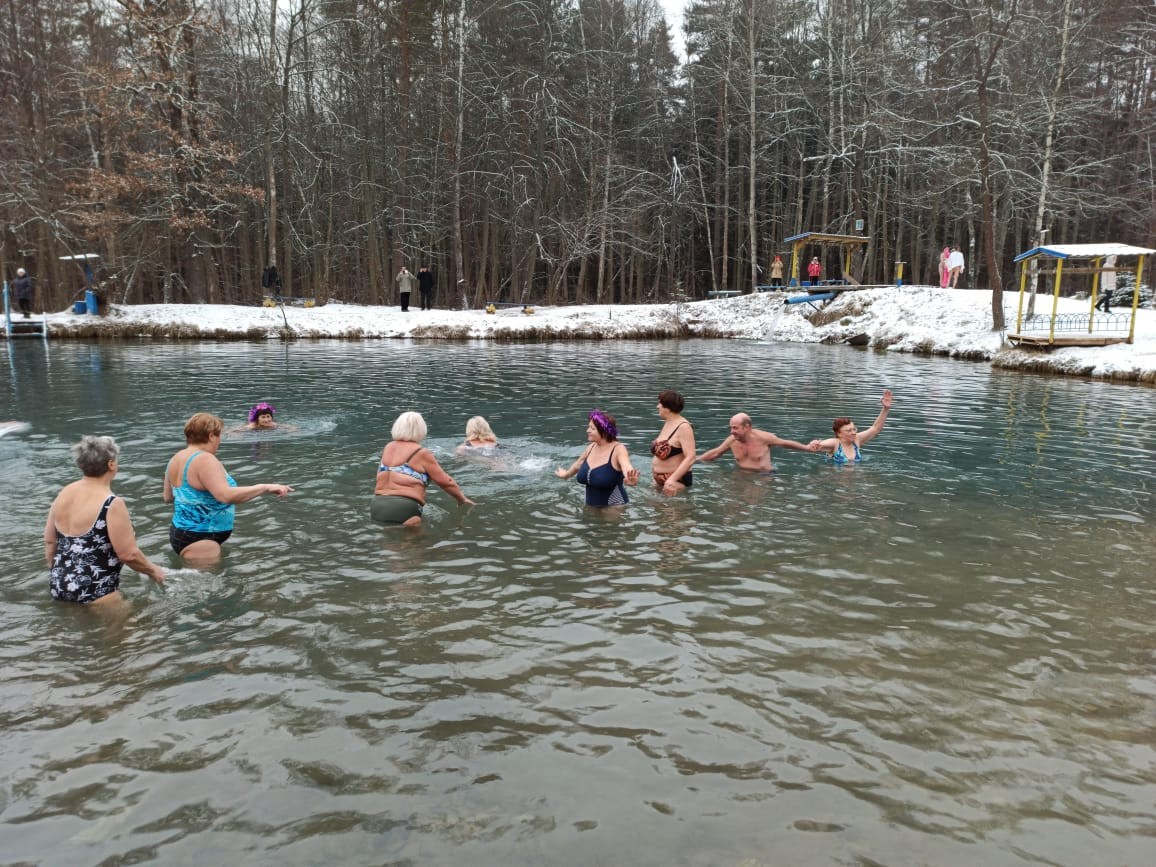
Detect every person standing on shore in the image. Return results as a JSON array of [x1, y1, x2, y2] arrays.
[[395, 266, 416, 312], [417, 266, 435, 311], [12, 267, 33, 318], [947, 247, 965, 288], [807, 257, 822, 287], [1094, 255, 1117, 312], [938, 247, 951, 289], [770, 256, 784, 288]]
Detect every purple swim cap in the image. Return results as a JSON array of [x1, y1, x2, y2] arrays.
[[248, 402, 276, 423]]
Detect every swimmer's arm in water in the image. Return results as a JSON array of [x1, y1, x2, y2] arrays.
[[42, 505, 58, 566], [611, 444, 641, 487], [162, 456, 176, 503], [425, 454, 475, 505], [555, 444, 594, 479], [106, 498, 166, 584], [697, 436, 735, 462], [857, 389, 892, 445]]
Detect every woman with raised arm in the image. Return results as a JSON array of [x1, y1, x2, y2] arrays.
[[164, 412, 294, 563], [556, 409, 641, 507], [808, 390, 893, 464]]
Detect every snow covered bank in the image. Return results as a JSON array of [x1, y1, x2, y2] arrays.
[[25, 285, 1156, 384]]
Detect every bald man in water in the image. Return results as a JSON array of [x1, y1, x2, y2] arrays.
[[697, 413, 814, 471]]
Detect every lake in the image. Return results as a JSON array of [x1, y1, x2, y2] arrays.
[[2, 338, 1154, 865]]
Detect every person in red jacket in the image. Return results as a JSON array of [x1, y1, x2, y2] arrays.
[[807, 257, 822, 286]]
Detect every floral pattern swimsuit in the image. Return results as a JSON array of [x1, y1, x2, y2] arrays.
[[50, 495, 123, 603]]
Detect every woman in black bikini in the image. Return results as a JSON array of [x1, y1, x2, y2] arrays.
[[650, 390, 696, 496]]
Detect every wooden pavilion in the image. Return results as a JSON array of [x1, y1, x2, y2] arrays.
[[782, 232, 869, 287], [1008, 243, 1154, 348]]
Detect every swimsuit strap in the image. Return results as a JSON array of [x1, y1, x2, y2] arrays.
[[181, 451, 203, 486], [401, 445, 424, 464]]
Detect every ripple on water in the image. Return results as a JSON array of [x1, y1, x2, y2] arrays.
[[1, 340, 1155, 863]]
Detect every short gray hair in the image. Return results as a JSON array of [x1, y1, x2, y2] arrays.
[[72, 435, 119, 477], [391, 411, 427, 443]]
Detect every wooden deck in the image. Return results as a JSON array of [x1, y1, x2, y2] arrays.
[[1007, 333, 1129, 348]]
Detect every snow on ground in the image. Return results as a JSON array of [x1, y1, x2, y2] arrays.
[[29, 285, 1156, 383]]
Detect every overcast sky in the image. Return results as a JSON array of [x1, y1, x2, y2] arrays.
[[660, 0, 687, 61]]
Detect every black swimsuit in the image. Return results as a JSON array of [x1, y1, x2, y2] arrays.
[[50, 495, 124, 603], [651, 422, 693, 487]]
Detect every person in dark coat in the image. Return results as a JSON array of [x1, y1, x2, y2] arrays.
[[12, 268, 33, 318], [417, 266, 435, 311]]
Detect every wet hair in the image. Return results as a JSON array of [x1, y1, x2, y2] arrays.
[[832, 416, 853, 435], [465, 415, 495, 441], [392, 411, 428, 443], [588, 409, 618, 441], [184, 412, 225, 444], [248, 402, 276, 423], [657, 390, 685, 413], [72, 435, 119, 477]]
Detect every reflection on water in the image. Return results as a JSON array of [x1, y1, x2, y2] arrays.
[[1, 340, 1154, 864]]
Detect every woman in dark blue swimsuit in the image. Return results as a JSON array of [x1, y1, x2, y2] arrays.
[[555, 410, 640, 507]]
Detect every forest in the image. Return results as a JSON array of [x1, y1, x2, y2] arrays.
[[1, 0, 1152, 326]]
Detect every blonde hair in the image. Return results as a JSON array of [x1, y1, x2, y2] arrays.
[[465, 416, 496, 442], [391, 411, 427, 443], [184, 412, 224, 444]]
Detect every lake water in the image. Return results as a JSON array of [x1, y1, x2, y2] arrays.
[[2, 339, 1154, 865]]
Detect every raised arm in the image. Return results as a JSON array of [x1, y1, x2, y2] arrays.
[[856, 389, 892, 445], [697, 436, 734, 462], [555, 444, 594, 479]]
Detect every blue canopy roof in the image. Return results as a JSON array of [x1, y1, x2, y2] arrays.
[[1013, 243, 1155, 263]]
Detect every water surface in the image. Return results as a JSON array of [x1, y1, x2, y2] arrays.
[[2, 339, 1154, 865]]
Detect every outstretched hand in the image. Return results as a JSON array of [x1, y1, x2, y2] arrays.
[[881, 388, 893, 409], [554, 467, 569, 479], [624, 468, 641, 487], [806, 440, 823, 451]]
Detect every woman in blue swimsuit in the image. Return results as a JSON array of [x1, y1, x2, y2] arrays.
[[555, 409, 641, 507], [164, 413, 295, 563], [372, 411, 475, 525], [809, 389, 893, 463]]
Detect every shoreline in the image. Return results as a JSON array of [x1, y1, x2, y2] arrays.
[[9, 286, 1156, 384]]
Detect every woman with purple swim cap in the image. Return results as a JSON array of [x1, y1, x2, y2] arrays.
[[555, 409, 640, 507], [245, 402, 278, 430]]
